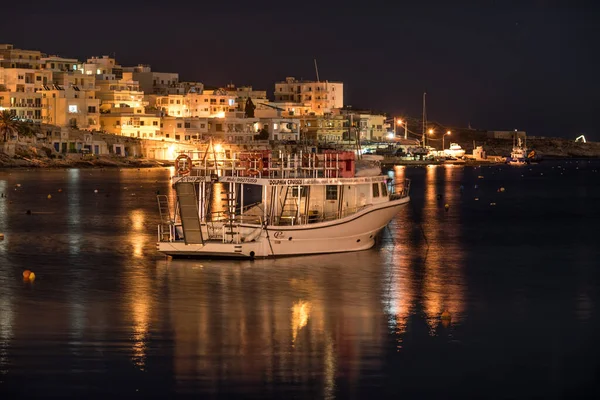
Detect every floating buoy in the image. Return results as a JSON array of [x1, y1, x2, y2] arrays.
[[441, 310, 451, 321], [94, 189, 98, 193], [47, 194, 52, 199], [58, 188, 62, 193], [23, 270, 31, 279], [444, 203, 450, 211], [0, 233, 4, 240], [28, 272, 35, 282], [500, 187, 505, 192]]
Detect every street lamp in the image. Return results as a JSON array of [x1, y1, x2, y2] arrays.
[[397, 119, 407, 139], [443, 130, 451, 151]]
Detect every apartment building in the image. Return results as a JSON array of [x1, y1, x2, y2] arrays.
[[0, 44, 42, 69], [0, 45, 52, 123], [41, 72, 100, 129], [274, 77, 343, 115], [160, 116, 208, 142], [122, 64, 184, 95], [100, 108, 161, 139], [155, 90, 237, 118], [95, 78, 146, 112], [79, 56, 123, 78]]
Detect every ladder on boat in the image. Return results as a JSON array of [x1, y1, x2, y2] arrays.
[[221, 183, 240, 242], [279, 186, 300, 225], [175, 182, 204, 245], [157, 195, 172, 241]]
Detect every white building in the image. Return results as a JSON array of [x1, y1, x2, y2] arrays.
[[0, 45, 52, 123], [274, 76, 343, 115], [95, 78, 146, 112], [41, 72, 100, 130], [155, 89, 237, 118]]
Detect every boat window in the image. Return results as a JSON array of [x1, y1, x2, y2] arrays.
[[326, 185, 338, 200], [372, 183, 380, 197], [292, 186, 307, 197], [380, 182, 388, 197]]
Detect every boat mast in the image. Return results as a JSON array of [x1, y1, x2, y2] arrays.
[[422, 92, 427, 147]]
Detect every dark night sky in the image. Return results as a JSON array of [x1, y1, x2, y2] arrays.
[[2, 0, 599, 139]]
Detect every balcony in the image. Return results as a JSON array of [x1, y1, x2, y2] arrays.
[[11, 103, 42, 108]]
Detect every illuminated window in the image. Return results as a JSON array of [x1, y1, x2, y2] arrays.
[[68, 105, 78, 113], [273, 123, 278, 130], [228, 99, 234, 106]]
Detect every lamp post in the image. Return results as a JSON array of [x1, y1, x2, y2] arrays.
[[397, 119, 407, 139], [443, 130, 451, 151]]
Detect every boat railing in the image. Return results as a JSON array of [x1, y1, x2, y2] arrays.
[[174, 150, 355, 180]]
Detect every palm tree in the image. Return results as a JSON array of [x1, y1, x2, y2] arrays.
[[0, 110, 19, 142]]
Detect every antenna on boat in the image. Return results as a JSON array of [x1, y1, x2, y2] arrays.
[[422, 92, 427, 147], [314, 59, 320, 82]]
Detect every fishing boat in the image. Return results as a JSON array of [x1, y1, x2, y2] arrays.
[[506, 137, 529, 166], [156, 144, 410, 258]]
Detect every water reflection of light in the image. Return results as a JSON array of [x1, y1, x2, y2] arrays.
[[422, 165, 465, 333], [0, 296, 13, 380], [131, 295, 149, 370], [67, 169, 81, 255], [291, 300, 311, 345], [324, 333, 336, 400], [0, 180, 6, 256], [129, 209, 145, 258]]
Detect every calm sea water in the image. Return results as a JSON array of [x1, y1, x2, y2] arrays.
[[1, 161, 599, 398]]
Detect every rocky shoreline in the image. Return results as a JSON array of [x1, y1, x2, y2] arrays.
[[0, 152, 173, 169], [1, 136, 598, 170]]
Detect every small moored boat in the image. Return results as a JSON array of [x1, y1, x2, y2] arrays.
[[157, 145, 410, 258]]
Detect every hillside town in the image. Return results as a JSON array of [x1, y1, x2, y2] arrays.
[[1, 42, 596, 166], [0, 42, 395, 159]]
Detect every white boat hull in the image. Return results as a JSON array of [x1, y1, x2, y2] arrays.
[[157, 196, 410, 258]]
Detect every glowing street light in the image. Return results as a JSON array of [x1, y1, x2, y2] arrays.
[[396, 119, 408, 139], [443, 130, 451, 150]]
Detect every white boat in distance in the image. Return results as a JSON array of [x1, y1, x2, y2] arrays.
[[157, 145, 410, 258], [506, 137, 528, 165], [443, 143, 466, 158]]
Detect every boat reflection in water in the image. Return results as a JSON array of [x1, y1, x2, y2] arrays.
[[156, 161, 467, 395], [157, 250, 389, 396]]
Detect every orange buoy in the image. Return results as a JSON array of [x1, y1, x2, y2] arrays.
[[47, 194, 52, 199], [23, 270, 31, 279], [444, 203, 450, 211], [441, 310, 451, 321], [28, 272, 35, 282], [0, 233, 5, 240], [58, 188, 63, 193]]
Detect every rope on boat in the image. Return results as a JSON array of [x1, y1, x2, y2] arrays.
[[263, 219, 275, 256]]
